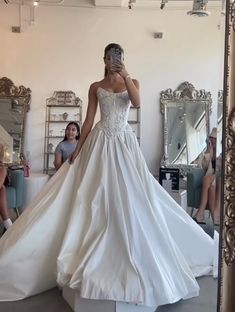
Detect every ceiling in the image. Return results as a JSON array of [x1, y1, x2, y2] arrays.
[[2, 0, 223, 9]]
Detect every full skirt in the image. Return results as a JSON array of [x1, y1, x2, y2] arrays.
[[0, 126, 218, 308]]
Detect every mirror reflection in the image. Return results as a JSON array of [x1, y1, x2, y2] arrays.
[[189, 127, 219, 224], [160, 83, 223, 228], [0, 77, 31, 165], [0, 99, 25, 163], [161, 82, 211, 169]]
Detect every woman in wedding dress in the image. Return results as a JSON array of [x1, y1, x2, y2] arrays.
[[0, 43, 218, 308]]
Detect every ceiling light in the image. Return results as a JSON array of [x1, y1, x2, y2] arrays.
[[187, 0, 210, 17], [160, 0, 168, 10], [33, 0, 39, 6]]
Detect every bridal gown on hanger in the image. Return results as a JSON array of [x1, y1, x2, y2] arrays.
[[0, 87, 218, 308]]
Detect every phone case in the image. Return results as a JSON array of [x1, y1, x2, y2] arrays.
[[110, 47, 122, 63]]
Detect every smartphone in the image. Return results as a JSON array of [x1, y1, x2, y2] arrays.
[[110, 47, 122, 64]]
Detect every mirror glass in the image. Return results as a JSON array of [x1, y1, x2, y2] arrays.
[[160, 82, 211, 171], [0, 77, 31, 165], [0, 99, 25, 163]]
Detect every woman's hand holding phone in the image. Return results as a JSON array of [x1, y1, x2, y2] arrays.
[[110, 48, 128, 78], [111, 60, 129, 79], [112, 60, 127, 76]]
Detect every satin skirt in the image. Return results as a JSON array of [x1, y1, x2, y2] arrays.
[[0, 126, 218, 308]]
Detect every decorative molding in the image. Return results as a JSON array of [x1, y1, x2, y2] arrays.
[[224, 107, 235, 265], [46, 91, 82, 107], [160, 81, 212, 114], [231, 0, 235, 31], [0, 77, 31, 112], [223, 0, 235, 266]]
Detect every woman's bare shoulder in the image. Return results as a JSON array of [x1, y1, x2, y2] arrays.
[[89, 80, 105, 93]]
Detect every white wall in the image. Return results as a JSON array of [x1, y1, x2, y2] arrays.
[[0, 4, 225, 174]]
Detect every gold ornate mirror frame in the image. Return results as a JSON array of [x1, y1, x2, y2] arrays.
[[219, 0, 235, 311], [0, 77, 31, 164], [160, 81, 212, 175]]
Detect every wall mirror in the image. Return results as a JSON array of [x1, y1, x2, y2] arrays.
[[160, 81, 212, 174], [0, 77, 31, 165], [1, 0, 235, 311], [219, 0, 235, 310]]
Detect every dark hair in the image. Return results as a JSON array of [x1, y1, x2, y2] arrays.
[[104, 43, 124, 77], [62, 122, 80, 142]]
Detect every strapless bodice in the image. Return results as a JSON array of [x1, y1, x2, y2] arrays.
[[94, 87, 132, 137]]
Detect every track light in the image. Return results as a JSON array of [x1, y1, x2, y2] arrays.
[[128, 0, 135, 10], [160, 0, 168, 10], [187, 0, 210, 17]]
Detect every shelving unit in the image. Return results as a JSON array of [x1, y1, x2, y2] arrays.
[[43, 91, 82, 175], [128, 106, 141, 144]]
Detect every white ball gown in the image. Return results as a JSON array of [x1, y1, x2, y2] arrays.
[[0, 87, 218, 308]]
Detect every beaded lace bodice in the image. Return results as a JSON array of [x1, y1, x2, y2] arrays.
[[95, 87, 132, 136]]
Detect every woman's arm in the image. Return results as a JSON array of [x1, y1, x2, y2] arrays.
[[54, 152, 63, 171], [113, 61, 140, 107], [124, 76, 140, 108], [123, 75, 140, 107], [0, 165, 7, 188], [70, 83, 98, 163]]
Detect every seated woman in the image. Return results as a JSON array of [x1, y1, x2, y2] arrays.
[[213, 152, 222, 225], [54, 122, 80, 171], [0, 143, 12, 233], [193, 128, 219, 224]]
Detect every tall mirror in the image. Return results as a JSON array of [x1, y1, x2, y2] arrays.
[[219, 0, 235, 310], [160, 81, 212, 172], [1, 0, 235, 311], [0, 77, 31, 165]]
